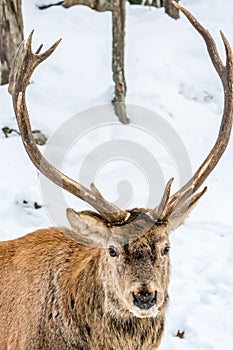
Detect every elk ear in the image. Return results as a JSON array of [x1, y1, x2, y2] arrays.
[[66, 208, 110, 246], [167, 187, 207, 232]]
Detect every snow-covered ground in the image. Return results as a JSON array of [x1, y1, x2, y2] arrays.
[[1, 0, 233, 349]]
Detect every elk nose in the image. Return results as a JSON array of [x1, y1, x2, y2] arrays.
[[133, 291, 157, 310]]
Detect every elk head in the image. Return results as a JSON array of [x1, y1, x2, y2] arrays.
[[8, 2, 233, 319], [66, 207, 170, 318]]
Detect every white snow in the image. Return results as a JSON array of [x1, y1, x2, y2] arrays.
[[1, 0, 233, 349]]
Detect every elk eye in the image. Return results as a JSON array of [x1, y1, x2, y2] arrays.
[[162, 246, 170, 256], [108, 246, 119, 257]]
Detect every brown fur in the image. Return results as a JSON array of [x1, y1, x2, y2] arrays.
[[0, 209, 170, 350]]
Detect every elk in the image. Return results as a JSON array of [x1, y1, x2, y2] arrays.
[[1, 3, 233, 350]]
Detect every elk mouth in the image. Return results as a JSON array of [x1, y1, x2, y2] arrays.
[[129, 306, 159, 319]]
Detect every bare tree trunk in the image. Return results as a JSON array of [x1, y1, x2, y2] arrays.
[[164, 0, 179, 19], [40, 0, 128, 123], [144, 0, 180, 19], [0, 0, 24, 85], [112, 0, 128, 124]]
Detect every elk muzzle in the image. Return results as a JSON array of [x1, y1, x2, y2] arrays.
[[132, 291, 157, 310]]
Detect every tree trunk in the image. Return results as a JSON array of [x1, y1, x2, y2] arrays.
[[0, 0, 24, 85], [144, 0, 180, 19], [54, 0, 128, 123], [164, 0, 179, 19], [112, 0, 128, 124], [41, 0, 128, 123]]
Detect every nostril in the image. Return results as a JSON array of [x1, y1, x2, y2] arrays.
[[149, 292, 157, 304], [132, 291, 157, 310]]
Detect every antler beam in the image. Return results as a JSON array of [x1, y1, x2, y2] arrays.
[[153, 2, 233, 224], [8, 32, 129, 224]]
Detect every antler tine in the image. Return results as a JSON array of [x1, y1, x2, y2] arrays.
[[158, 185, 194, 223], [150, 178, 174, 221], [152, 2, 233, 223], [35, 44, 44, 55], [8, 40, 25, 96], [9, 31, 62, 108], [220, 31, 233, 80], [9, 33, 128, 224], [188, 186, 208, 210], [163, 186, 208, 231]]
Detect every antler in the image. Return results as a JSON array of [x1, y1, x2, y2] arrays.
[[8, 3, 233, 230], [152, 2, 233, 227], [8, 31, 129, 224]]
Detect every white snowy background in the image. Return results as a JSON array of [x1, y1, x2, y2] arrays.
[[0, 0, 233, 349]]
